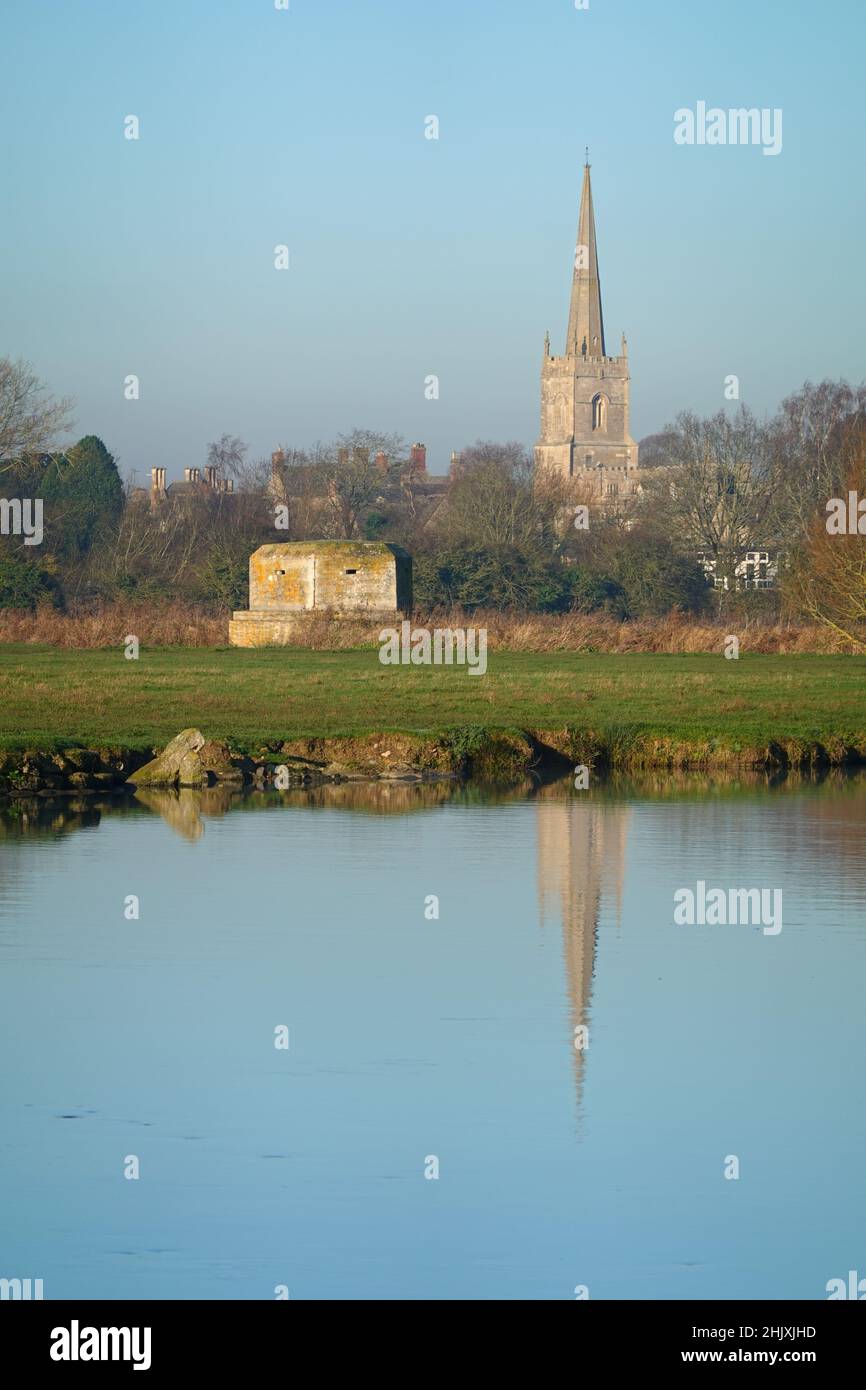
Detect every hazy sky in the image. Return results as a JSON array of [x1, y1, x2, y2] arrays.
[[2, 0, 865, 482]]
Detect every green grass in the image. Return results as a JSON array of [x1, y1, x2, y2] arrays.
[[0, 644, 864, 753]]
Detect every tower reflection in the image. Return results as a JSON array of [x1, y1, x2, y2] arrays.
[[537, 789, 629, 1110]]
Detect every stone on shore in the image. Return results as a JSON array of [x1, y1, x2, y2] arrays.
[[127, 729, 206, 786], [127, 729, 251, 788]]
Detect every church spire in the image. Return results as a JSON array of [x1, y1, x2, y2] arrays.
[[566, 158, 605, 359]]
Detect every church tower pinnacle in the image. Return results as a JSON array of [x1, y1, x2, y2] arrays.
[[534, 155, 637, 495]]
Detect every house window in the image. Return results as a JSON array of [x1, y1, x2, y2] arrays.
[[741, 551, 771, 589]]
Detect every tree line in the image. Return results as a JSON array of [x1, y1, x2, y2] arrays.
[[1, 355, 865, 637]]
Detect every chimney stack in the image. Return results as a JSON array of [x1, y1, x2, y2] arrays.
[[410, 442, 427, 474], [269, 449, 287, 502], [374, 450, 389, 474], [204, 465, 217, 488]]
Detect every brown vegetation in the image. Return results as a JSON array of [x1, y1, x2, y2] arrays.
[[0, 599, 857, 653], [786, 446, 866, 649], [0, 601, 226, 648]]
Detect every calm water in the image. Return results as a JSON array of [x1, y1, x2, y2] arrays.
[[1, 772, 865, 1301]]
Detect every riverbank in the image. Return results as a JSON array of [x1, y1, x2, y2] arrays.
[[1, 646, 865, 791]]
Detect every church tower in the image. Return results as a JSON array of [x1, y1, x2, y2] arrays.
[[535, 158, 637, 495]]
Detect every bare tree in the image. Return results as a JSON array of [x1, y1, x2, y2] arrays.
[[782, 423, 866, 646], [206, 433, 248, 478], [451, 440, 532, 481], [442, 441, 564, 552], [0, 357, 74, 467], [315, 429, 407, 538], [641, 408, 782, 594], [78, 478, 275, 606], [768, 379, 866, 538], [321, 445, 382, 539], [335, 428, 407, 474], [787, 467, 866, 646], [637, 430, 680, 470]]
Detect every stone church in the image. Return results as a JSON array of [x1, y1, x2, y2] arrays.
[[535, 159, 639, 497]]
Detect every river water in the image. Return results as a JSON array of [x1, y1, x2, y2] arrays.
[[1, 772, 864, 1301]]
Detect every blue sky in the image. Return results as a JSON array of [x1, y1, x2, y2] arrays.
[[2, 0, 864, 481]]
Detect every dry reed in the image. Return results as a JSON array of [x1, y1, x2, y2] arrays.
[[0, 601, 857, 654]]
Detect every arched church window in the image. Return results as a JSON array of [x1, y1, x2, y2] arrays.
[[592, 393, 608, 431]]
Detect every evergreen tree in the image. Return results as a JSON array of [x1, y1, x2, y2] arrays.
[[33, 435, 122, 554]]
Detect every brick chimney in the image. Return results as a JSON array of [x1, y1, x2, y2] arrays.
[[150, 466, 167, 493], [374, 450, 389, 474], [204, 465, 217, 488], [410, 442, 427, 474], [184, 467, 201, 483]]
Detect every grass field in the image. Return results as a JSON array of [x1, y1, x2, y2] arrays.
[[0, 644, 864, 754]]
